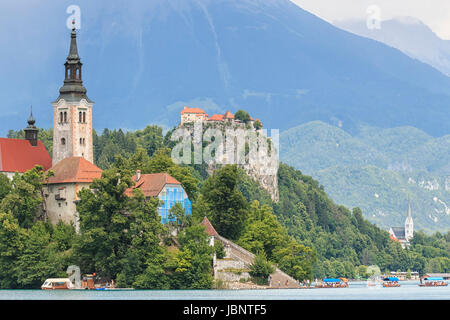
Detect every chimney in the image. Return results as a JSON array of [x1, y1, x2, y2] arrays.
[[136, 170, 141, 182]]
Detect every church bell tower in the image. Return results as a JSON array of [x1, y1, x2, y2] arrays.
[[52, 21, 94, 165]]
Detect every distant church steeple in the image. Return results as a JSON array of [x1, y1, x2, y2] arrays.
[[404, 197, 414, 241], [52, 21, 94, 165], [24, 106, 39, 146]]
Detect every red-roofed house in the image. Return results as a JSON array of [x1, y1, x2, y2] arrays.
[[180, 106, 209, 124], [43, 156, 103, 231], [125, 171, 192, 224], [0, 112, 52, 179], [0, 138, 52, 179]]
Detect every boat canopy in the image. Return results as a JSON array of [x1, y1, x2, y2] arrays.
[[323, 278, 341, 283], [383, 277, 399, 282], [424, 277, 444, 281]]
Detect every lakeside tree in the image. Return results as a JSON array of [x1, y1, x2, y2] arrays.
[[0, 166, 50, 229], [197, 165, 248, 240], [249, 251, 275, 285], [238, 200, 288, 260]]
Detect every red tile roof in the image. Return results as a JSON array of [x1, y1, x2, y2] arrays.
[[180, 106, 207, 115], [0, 138, 52, 173], [125, 172, 181, 198], [200, 216, 219, 237], [223, 111, 234, 119], [208, 114, 224, 121], [46, 157, 103, 184]]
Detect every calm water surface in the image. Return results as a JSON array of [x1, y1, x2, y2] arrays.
[[1, 281, 448, 300]]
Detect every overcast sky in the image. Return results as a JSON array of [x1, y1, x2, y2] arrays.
[[292, 0, 450, 40]]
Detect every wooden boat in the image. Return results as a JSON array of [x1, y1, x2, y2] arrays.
[[382, 277, 400, 287], [315, 278, 348, 288], [41, 278, 74, 290], [419, 277, 448, 287]]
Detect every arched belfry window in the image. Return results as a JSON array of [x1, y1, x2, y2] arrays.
[[83, 112, 86, 123], [61, 138, 66, 145], [64, 112, 67, 123]]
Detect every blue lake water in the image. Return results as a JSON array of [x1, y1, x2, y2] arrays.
[[0, 281, 449, 300]]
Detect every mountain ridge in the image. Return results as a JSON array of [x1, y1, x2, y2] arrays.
[[280, 120, 450, 233], [0, 0, 450, 137]]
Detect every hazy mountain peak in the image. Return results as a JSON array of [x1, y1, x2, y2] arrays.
[[334, 16, 450, 77]]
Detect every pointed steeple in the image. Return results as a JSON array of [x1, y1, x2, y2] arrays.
[[24, 105, 39, 146], [54, 20, 92, 103], [404, 196, 414, 241], [68, 21, 80, 61], [407, 196, 412, 218]]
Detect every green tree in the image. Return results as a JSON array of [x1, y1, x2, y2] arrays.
[[273, 240, 317, 282], [14, 222, 67, 288], [0, 212, 26, 288], [0, 166, 49, 228], [249, 250, 275, 285], [198, 165, 248, 240], [0, 174, 11, 202], [170, 224, 214, 289], [234, 109, 251, 123], [73, 168, 136, 279], [238, 200, 288, 260]]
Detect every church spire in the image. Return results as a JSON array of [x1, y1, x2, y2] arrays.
[[54, 19, 91, 103], [68, 21, 80, 61], [24, 105, 39, 146], [407, 196, 412, 218], [405, 196, 414, 241]]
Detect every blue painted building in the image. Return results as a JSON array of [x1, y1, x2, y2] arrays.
[[125, 171, 192, 224]]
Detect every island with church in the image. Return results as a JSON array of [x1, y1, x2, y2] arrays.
[[0, 23, 448, 291]]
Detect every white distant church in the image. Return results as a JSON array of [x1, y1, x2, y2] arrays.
[[389, 199, 414, 248]]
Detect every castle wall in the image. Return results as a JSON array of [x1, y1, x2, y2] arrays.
[[44, 182, 90, 232]]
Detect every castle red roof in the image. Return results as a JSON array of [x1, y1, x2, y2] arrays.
[[223, 111, 234, 119], [125, 172, 181, 198], [0, 138, 52, 173], [180, 106, 207, 115], [46, 157, 102, 184], [208, 114, 224, 121]]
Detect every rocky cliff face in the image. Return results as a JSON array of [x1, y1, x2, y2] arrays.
[[181, 121, 279, 202]]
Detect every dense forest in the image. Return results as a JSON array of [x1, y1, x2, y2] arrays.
[[1, 126, 448, 289]]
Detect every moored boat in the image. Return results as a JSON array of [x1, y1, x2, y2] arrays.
[[382, 277, 400, 287], [419, 277, 448, 287], [41, 278, 74, 290], [315, 278, 348, 288]]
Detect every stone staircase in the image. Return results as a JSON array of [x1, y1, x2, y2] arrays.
[[215, 234, 300, 288]]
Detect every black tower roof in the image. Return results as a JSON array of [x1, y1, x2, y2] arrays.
[[54, 22, 92, 104]]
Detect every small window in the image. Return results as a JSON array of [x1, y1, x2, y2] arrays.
[[83, 112, 86, 123], [61, 138, 66, 145], [63, 112, 67, 123], [79, 112, 82, 122]]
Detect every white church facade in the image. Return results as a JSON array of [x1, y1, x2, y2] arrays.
[[389, 199, 414, 248]]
